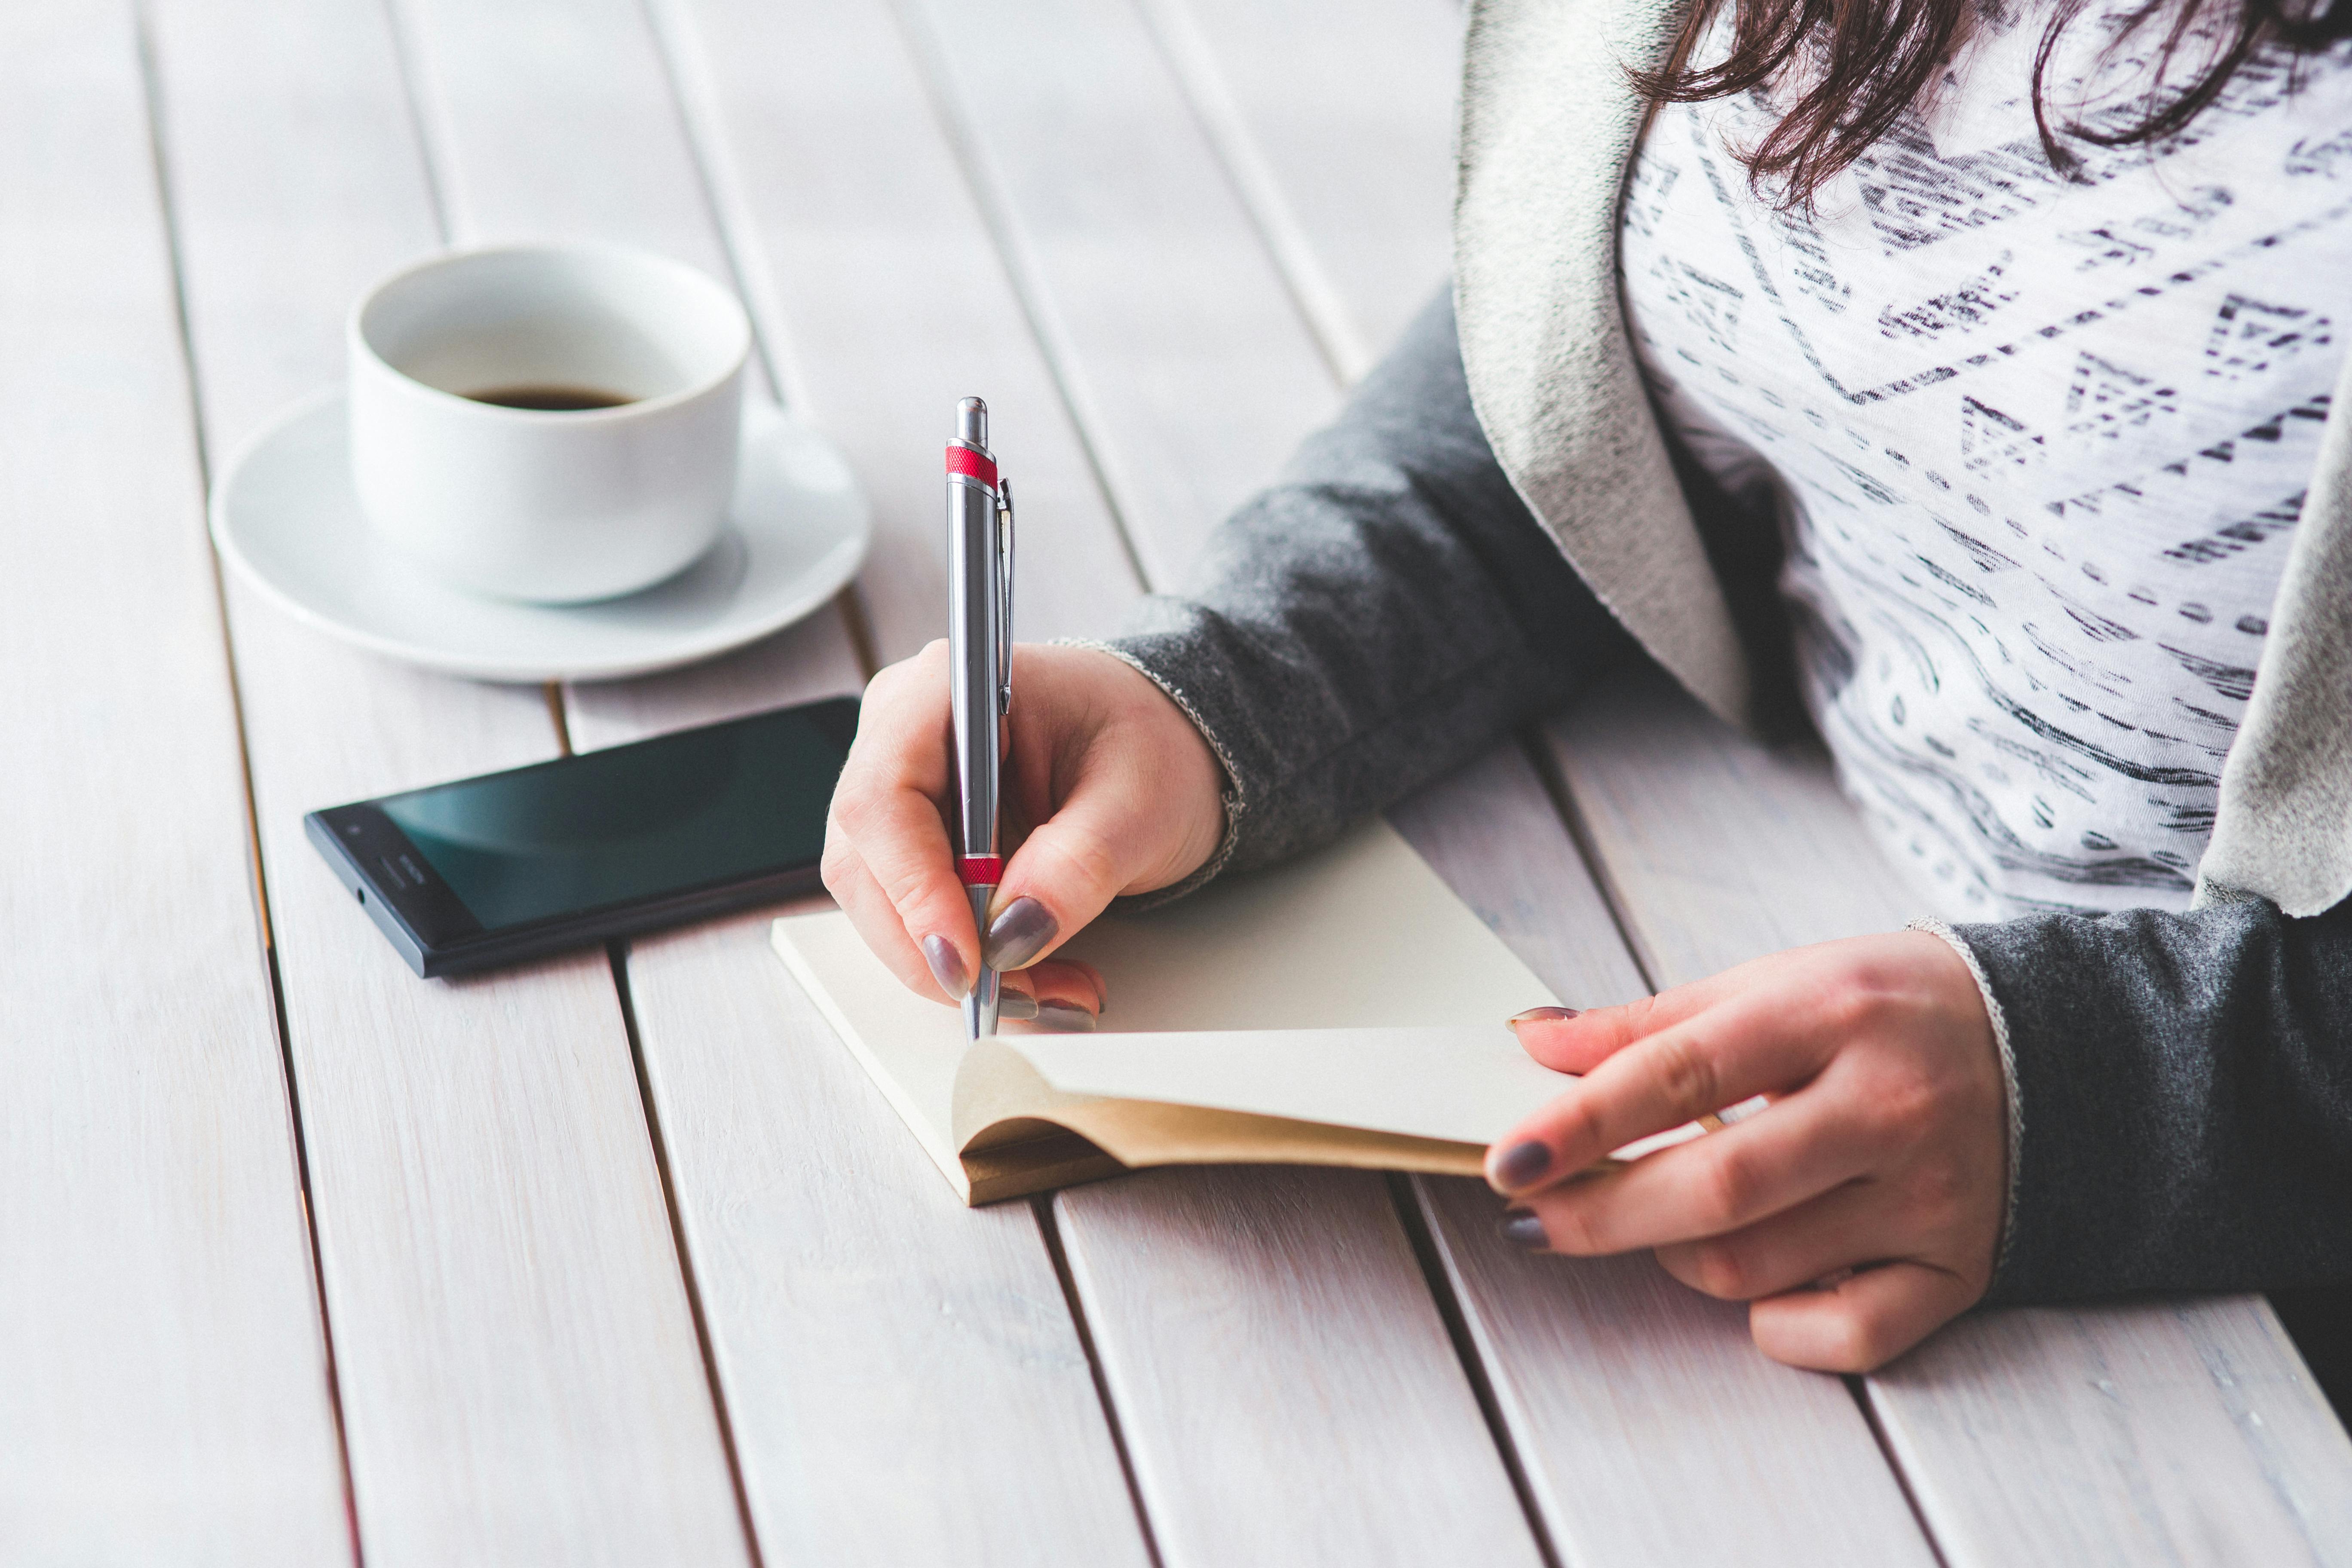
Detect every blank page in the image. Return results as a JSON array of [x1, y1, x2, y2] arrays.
[[772, 817, 1565, 1185]]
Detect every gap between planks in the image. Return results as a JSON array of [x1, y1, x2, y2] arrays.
[[1387, 1174, 1567, 1568], [873, 0, 1158, 597], [1032, 1197, 1169, 1568], [608, 944, 768, 1568]]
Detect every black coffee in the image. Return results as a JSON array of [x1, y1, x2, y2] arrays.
[[466, 384, 634, 411]]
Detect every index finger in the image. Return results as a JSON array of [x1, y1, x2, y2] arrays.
[[824, 652, 990, 996], [1489, 992, 1834, 1192]]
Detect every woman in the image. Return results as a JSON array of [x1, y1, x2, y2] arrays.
[[824, 0, 2352, 1371]]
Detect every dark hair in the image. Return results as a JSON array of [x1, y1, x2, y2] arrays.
[[1637, 0, 2352, 208]]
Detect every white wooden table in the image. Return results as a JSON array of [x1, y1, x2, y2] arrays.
[[7, 1, 2350, 1562]]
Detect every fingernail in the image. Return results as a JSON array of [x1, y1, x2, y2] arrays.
[[998, 989, 1040, 1021], [1508, 1005, 1581, 1027], [1499, 1210, 1549, 1251], [1493, 1140, 1553, 1189], [921, 934, 969, 999], [983, 897, 1058, 970], [1033, 1001, 1098, 1033]]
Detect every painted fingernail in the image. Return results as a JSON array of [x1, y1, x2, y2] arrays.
[[998, 989, 1041, 1021], [983, 897, 1058, 970], [1494, 1140, 1553, 1189], [1499, 1210, 1549, 1251], [1508, 1005, 1581, 1027], [1034, 1001, 1098, 1033], [921, 934, 969, 1000]]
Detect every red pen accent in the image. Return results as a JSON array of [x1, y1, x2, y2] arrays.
[[957, 855, 1005, 885], [946, 444, 998, 487]]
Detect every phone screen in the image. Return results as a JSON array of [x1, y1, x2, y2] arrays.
[[358, 699, 855, 935]]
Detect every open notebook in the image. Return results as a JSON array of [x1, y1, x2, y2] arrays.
[[774, 819, 1644, 1204]]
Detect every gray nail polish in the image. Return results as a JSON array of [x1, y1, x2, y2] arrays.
[[1499, 1211, 1549, 1251], [1494, 1139, 1553, 1189], [983, 896, 1058, 971], [921, 934, 969, 1000], [1033, 1001, 1098, 1033], [997, 990, 1041, 1021]]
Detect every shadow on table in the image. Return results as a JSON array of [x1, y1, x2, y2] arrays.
[[2273, 1285, 2352, 1422]]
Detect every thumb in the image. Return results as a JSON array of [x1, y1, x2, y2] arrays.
[[981, 775, 1177, 972], [1509, 973, 1737, 1073]]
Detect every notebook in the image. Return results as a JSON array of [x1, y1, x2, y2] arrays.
[[772, 818, 1662, 1204]]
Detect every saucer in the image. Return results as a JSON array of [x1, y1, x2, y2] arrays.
[[211, 389, 870, 682]]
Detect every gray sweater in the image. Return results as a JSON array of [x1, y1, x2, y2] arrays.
[[1109, 293, 2352, 1306]]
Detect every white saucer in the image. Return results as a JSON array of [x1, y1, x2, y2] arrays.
[[211, 389, 870, 682]]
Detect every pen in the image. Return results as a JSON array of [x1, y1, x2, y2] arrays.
[[947, 396, 1014, 1040]]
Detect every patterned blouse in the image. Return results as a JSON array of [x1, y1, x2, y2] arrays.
[[1621, 3, 2352, 918]]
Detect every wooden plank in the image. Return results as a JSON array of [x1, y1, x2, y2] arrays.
[[1057, 1165, 1542, 1568], [643, 0, 1145, 659], [896, 0, 1342, 588], [0, 5, 349, 1559], [1546, 661, 1918, 980], [621, 908, 1154, 1565], [1133, 0, 1460, 380], [144, 1, 747, 1560], [1547, 664, 2352, 1564], [1395, 750, 1936, 1567], [1417, 1185, 1939, 1567], [1385, 742, 1649, 1015], [1878, 1298, 2352, 1566], [392, 0, 1152, 1557]]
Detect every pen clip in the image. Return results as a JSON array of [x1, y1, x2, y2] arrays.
[[995, 478, 1015, 714]]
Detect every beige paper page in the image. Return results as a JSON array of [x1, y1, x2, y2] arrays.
[[771, 818, 1565, 1191], [994, 1027, 1570, 1145]]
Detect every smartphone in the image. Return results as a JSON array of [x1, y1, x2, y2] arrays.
[[307, 696, 859, 977]]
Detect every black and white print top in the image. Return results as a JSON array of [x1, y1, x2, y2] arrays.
[[1621, 4, 2352, 919]]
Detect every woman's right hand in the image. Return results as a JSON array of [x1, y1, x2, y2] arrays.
[[821, 641, 1227, 1026]]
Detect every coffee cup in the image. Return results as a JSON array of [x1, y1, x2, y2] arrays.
[[349, 244, 750, 603]]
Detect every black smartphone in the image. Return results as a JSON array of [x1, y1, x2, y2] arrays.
[[307, 696, 859, 977]]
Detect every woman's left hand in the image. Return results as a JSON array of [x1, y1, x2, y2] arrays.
[[1485, 931, 2007, 1372]]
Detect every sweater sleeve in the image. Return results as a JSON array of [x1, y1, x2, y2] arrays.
[[1948, 893, 2352, 1304], [1090, 288, 1636, 894]]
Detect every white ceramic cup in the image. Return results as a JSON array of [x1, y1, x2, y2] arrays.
[[349, 244, 750, 603]]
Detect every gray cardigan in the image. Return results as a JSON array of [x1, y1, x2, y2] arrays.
[[1103, 293, 2352, 1305], [1099, 0, 2352, 1307]]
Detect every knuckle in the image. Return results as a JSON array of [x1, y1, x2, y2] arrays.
[[1553, 1096, 1612, 1161], [1817, 976, 1880, 1038], [830, 786, 880, 840], [1690, 1240, 1750, 1299], [819, 836, 861, 897], [1872, 1073, 1942, 1145], [1535, 1194, 1603, 1256], [1048, 821, 1125, 897], [1824, 1308, 1895, 1373], [1653, 1033, 1721, 1116], [1618, 992, 1672, 1038], [1700, 1147, 1762, 1228]]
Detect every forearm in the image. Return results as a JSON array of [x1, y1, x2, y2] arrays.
[[1947, 894, 2352, 1303], [1096, 288, 1634, 890]]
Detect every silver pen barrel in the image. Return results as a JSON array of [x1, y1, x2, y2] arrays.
[[948, 396, 1004, 1038]]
